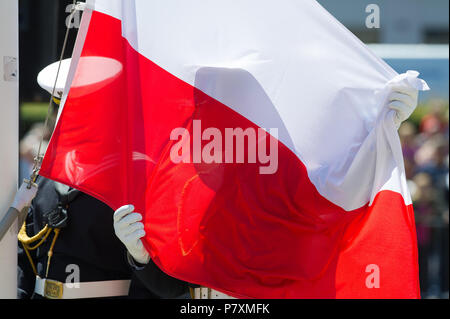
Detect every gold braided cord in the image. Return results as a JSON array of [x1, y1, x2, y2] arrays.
[[18, 222, 51, 247], [45, 228, 60, 278], [18, 222, 58, 278], [21, 244, 38, 276]]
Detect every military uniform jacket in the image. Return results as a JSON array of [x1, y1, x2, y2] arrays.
[[17, 177, 190, 299]]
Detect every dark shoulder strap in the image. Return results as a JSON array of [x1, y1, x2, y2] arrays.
[[53, 182, 81, 206]]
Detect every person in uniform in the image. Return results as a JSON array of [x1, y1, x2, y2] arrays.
[[17, 59, 191, 299], [113, 80, 422, 299]]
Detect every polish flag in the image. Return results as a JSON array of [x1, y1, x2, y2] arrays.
[[40, 0, 429, 298]]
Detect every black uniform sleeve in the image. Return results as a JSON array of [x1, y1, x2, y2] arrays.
[[126, 252, 192, 298], [17, 208, 36, 299]]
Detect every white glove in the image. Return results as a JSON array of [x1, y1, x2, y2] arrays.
[[11, 181, 38, 212], [113, 205, 150, 265], [388, 84, 419, 128]]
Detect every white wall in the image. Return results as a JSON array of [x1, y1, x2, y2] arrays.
[[0, 0, 19, 299]]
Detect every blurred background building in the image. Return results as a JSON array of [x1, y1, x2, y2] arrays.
[[318, 0, 449, 44], [18, 0, 449, 298]]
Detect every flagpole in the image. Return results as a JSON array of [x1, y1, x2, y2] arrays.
[[0, 0, 19, 299]]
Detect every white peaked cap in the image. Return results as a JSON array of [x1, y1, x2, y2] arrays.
[[37, 57, 123, 100], [37, 58, 72, 99]]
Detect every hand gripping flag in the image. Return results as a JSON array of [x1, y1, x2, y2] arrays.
[[40, 0, 429, 298]]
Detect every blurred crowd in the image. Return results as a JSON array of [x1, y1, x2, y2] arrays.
[[400, 99, 449, 299]]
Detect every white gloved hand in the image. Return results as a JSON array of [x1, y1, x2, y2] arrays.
[[388, 84, 419, 128], [11, 181, 38, 212], [113, 205, 150, 265]]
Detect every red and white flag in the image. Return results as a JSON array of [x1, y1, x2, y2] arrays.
[[40, 0, 429, 298]]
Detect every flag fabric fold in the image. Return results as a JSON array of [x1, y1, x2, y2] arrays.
[[40, 0, 428, 298]]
